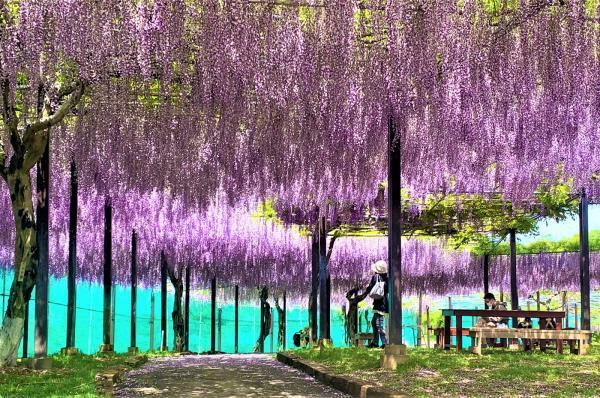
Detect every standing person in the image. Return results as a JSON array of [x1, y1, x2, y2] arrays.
[[363, 260, 388, 348]]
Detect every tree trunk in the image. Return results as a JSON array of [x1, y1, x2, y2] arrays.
[[167, 265, 185, 353], [0, 170, 38, 366]]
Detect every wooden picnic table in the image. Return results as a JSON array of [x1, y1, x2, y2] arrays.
[[441, 309, 566, 351]]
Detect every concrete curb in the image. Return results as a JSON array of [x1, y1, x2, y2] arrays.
[[276, 352, 411, 398]]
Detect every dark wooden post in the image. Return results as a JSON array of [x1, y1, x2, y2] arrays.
[[65, 161, 78, 351], [483, 254, 489, 309], [282, 290, 287, 350], [22, 300, 29, 358], [318, 216, 330, 341], [579, 189, 591, 332], [509, 229, 519, 319], [129, 230, 138, 353], [184, 266, 191, 352], [100, 198, 113, 352], [234, 285, 239, 353], [325, 273, 331, 339], [310, 233, 319, 343], [160, 251, 167, 351], [211, 277, 216, 353], [383, 115, 407, 368], [35, 137, 49, 360]]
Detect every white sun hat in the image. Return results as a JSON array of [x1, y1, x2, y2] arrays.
[[371, 260, 388, 274]]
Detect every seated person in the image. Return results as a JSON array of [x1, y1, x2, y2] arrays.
[[475, 293, 509, 336]]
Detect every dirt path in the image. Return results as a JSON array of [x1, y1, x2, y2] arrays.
[[115, 354, 351, 397]]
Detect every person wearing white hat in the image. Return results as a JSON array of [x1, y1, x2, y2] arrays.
[[363, 260, 389, 348]]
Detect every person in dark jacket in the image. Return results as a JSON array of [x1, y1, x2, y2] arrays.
[[363, 260, 388, 348]]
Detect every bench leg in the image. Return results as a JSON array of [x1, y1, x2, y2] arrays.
[[569, 340, 576, 354], [473, 335, 482, 355]]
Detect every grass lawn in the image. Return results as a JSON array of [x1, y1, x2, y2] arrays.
[[293, 344, 600, 397], [0, 353, 148, 398]]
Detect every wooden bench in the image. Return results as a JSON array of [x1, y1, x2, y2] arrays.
[[433, 327, 471, 349], [469, 327, 592, 355], [353, 333, 374, 347]]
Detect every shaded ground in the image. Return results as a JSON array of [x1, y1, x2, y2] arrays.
[[0, 353, 139, 398], [294, 345, 600, 398], [116, 354, 350, 398]]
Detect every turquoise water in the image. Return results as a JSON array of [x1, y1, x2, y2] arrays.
[[0, 271, 597, 356]]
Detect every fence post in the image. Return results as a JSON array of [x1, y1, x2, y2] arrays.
[[217, 307, 222, 352], [283, 290, 287, 351], [426, 305, 430, 349], [417, 292, 423, 347], [270, 308, 274, 353], [149, 291, 155, 352], [110, 286, 116, 346]]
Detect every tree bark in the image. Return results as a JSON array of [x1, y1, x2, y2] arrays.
[[0, 170, 38, 366], [167, 265, 185, 352]]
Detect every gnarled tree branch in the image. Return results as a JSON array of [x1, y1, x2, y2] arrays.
[[23, 80, 84, 144]]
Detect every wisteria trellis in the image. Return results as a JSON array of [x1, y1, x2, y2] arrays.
[[0, 0, 599, 360]]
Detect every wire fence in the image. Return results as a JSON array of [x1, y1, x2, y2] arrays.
[[1, 270, 597, 356]]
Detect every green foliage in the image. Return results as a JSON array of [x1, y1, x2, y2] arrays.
[[253, 199, 282, 223], [473, 230, 600, 255]]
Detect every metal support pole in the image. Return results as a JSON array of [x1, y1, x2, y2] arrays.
[[66, 161, 78, 349], [579, 190, 591, 331]]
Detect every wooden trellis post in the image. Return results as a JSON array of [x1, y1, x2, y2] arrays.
[[64, 161, 78, 355], [211, 277, 216, 353], [234, 285, 239, 353], [160, 251, 168, 351], [318, 216, 330, 342], [129, 230, 138, 354], [310, 233, 319, 343], [383, 115, 407, 369], [34, 137, 50, 365], [184, 266, 191, 352], [579, 190, 591, 332], [100, 198, 113, 353]]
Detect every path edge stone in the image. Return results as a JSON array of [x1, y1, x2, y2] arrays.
[[276, 352, 412, 398]]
